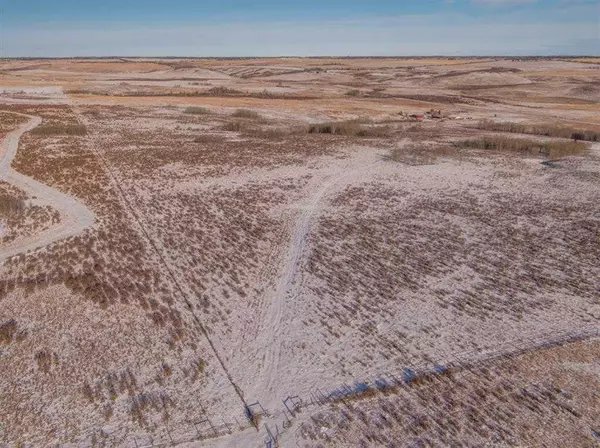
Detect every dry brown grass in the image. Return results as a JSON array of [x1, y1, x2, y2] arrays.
[[386, 143, 455, 165], [0, 182, 60, 243], [0, 112, 29, 138], [34, 348, 56, 373], [308, 120, 390, 138], [297, 340, 600, 447], [2, 60, 600, 447], [65, 89, 98, 95], [308, 120, 362, 135], [31, 123, 87, 136], [0, 319, 26, 344], [0, 103, 236, 446], [231, 109, 260, 119], [0, 195, 26, 217], [305, 179, 599, 349], [476, 119, 600, 142], [83, 85, 312, 100], [184, 106, 211, 115], [1, 105, 182, 319], [221, 121, 245, 132], [205, 86, 243, 96], [457, 136, 588, 160], [192, 134, 226, 144], [88, 107, 340, 177]]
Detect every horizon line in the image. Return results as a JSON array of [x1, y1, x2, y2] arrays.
[[2, 55, 599, 60]]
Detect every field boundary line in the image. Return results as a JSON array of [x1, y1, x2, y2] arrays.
[[71, 104, 252, 422]]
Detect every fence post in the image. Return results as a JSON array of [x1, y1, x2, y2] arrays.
[[264, 424, 276, 444], [209, 419, 217, 436], [223, 418, 232, 434]]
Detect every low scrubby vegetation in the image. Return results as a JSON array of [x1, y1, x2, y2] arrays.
[[68, 85, 312, 100], [386, 143, 455, 165], [308, 120, 390, 138], [31, 124, 87, 136], [457, 136, 588, 159], [221, 121, 245, 132], [206, 86, 243, 96], [476, 119, 600, 142], [298, 339, 599, 447], [0, 195, 25, 217], [0, 183, 59, 243], [65, 89, 96, 95], [184, 106, 211, 115], [0, 319, 26, 344], [231, 109, 260, 119]]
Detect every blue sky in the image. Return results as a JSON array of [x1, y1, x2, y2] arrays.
[[1, 0, 598, 56]]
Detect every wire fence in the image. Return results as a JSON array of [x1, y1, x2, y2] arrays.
[[3, 327, 597, 448], [262, 326, 600, 447]]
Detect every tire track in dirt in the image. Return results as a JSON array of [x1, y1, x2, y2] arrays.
[[236, 209, 294, 352], [0, 113, 96, 264], [253, 156, 382, 406]]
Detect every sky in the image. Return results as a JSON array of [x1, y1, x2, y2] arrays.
[[0, 0, 598, 57]]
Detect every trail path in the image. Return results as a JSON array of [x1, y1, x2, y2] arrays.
[[252, 155, 382, 407], [0, 113, 95, 263]]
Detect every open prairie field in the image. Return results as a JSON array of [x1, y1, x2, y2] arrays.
[[1, 57, 599, 447]]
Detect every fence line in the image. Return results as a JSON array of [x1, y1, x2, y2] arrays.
[[7, 327, 596, 447], [263, 326, 600, 446]]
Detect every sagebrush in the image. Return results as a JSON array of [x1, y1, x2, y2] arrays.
[[31, 124, 87, 136], [457, 136, 588, 159], [476, 120, 600, 142]]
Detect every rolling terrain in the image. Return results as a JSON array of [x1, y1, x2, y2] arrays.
[[1, 57, 599, 447]]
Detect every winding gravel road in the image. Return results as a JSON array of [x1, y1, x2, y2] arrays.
[[0, 113, 95, 264]]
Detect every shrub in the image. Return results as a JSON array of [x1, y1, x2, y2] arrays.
[[65, 89, 96, 95], [31, 124, 87, 136], [206, 86, 243, 96], [457, 136, 588, 160], [476, 120, 600, 142], [386, 144, 454, 165], [355, 126, 391, 138], [346, 89, 361, 97], [244, 126, 303, 139], [0, 195, 25, 217], [35, 349, 55, 373], [308, 119, 389, 138], [184, 106, 211, 115], [232, 109, 260, 119], [254, 89, 279, 99], [308, 120, 361, 135], [221, 121, 245, 132], [193, 135, 225, 144], [0, 319, 17, 344]]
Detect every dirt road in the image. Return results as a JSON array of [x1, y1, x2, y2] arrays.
[[251, 154, 383, 408], [0, 113, 95, 263]]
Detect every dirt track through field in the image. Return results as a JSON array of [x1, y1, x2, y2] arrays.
[[0, 113, 95, 263], [253, 155, 383, 406]]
